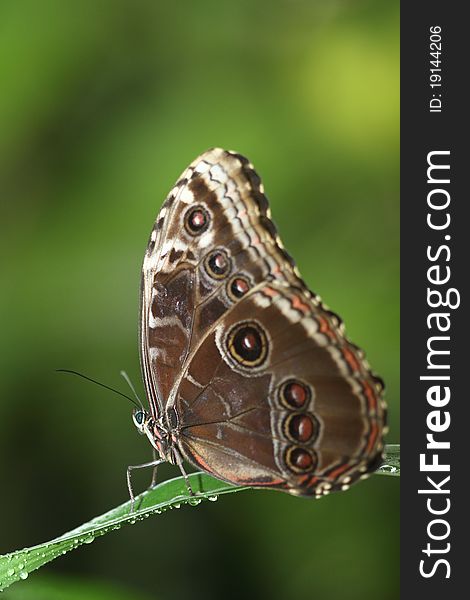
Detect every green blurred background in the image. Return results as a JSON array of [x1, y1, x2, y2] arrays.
[[0, 1, 399, 599]]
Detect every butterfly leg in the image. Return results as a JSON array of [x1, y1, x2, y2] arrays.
[[174, 451, 194, 496], [149, 448, 159, 489], [127, 458, 166, 512]]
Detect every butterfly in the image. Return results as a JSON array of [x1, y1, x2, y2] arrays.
[[128, 148, 387, 502]]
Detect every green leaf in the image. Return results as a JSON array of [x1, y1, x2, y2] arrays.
[[375, 444, 400, 476], [0, 473, 245, 592], [0, 445, 399, 591]]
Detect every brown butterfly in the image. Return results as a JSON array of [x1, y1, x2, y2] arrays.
[[128, 148, 387, 503]]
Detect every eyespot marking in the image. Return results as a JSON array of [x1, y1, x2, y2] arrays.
[[185, 205, 209, 235], [227, 275, 251, 301], [285, 446, 317, 474], [279, 380, 311, 409], [204, 250, 231, 280], [226, 321, 268, 368], [283, 413, 318, 444]]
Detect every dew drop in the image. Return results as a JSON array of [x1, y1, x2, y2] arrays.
[[173, 503, 181, 509], [19, 571, 29, 580], [208, 495, 218, 502], [188, 497, 202, 506], [83, 535, 95, 544], [18, 562, 24, 570], [6, 568, 14, 577]]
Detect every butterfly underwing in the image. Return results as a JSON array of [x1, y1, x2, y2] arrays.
[[132, 148, 387, 499]]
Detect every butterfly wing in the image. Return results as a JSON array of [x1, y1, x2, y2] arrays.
[[141, 148, 386, 495], [140, 148, 305, 418], [173, 282, 386, 496]]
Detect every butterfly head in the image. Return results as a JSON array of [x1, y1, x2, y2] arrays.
[[132, 408, 173, 462], [132, 408, 149, 434]]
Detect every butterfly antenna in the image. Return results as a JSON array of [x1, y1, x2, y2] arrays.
[[56, 369, 141, 410], [120, 370, 144, 410]]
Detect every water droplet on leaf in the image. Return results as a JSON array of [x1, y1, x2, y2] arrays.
[[82, 535, 95, 544]]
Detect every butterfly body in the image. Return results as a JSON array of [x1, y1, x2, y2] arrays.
[[136, 148, 387, 498]]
